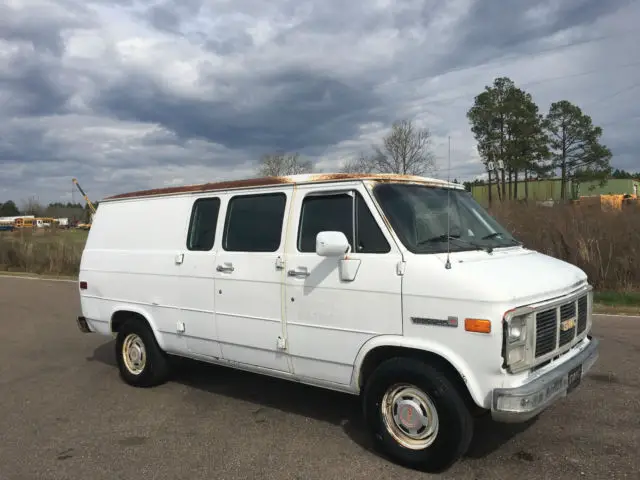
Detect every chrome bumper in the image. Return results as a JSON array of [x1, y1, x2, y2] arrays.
[[491, 336, 599, 423]]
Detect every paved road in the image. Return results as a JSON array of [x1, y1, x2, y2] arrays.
[[0, 276, 638, 480]]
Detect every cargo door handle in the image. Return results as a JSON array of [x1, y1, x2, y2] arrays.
[[216, 263, 234, 273], [287, 267, 310, 278]]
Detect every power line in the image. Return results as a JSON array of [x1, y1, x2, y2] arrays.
[[583, 79, 640, 108], [599, 113, 640, 127], [373, 28, 638, 91], [311, 59, 640, 137]]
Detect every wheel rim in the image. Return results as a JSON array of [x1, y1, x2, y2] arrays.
[[380, 383, 439, 450], [122, 333, 146, 375]]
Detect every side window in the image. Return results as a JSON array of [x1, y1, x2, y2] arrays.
[[298, 193, 353, 252], [355, 193, 390, 253], [297, 191, 390, 253], [187, 197, 220, 251], [223, 192, 287, 252]]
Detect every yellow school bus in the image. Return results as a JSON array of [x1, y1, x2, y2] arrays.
[[14, 217, 35, 229]]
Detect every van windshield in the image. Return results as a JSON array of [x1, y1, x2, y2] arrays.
[[371, 183, 520, 254]]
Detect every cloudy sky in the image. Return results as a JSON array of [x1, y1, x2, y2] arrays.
[[1, 0, 639, 205]]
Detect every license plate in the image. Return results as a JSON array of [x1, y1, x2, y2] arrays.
[[567, 364, 582, 394]]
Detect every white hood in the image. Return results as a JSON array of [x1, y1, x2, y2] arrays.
[[405, 246, 588, 306]]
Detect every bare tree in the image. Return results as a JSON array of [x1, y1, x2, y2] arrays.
[[339, 153, 377, 174], [340, 119, 436, 175], [21, 196, 44, 216], [257, 152, 315, 176]]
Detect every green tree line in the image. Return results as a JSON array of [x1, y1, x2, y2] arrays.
[[0, 200, 93, 223], [467, 76, 613, 204]]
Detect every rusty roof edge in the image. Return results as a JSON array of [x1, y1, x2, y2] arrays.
[[101, 173, 463, 202]]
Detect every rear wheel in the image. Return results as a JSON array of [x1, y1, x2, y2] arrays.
[[362, 357, 474, 473], [115, 319, 170, 387]]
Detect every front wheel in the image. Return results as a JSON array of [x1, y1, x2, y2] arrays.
[[362, 357, 474, 473], [115, 319, 171, 388]]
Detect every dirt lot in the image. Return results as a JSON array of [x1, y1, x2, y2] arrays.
[[0, 276, 638, 480]]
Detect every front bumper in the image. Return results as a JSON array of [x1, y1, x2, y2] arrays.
[[491, 336, 599, 423]]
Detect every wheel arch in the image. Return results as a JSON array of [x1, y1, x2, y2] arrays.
[[109, 306, 165, 350], [352, 337, 488, 412]]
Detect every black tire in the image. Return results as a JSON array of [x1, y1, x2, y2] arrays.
[[362, 357, 474, 473], [115, 318, 171, 388]]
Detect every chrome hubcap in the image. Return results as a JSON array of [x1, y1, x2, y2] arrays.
[[381, 384, 439, 450], [122, 333, 146, 375]]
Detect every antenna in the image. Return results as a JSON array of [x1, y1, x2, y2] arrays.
[[445, 136, 452, 270]]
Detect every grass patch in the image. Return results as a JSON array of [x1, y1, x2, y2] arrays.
[[0, 228, 86, 277], [594, 291, 640, 307], [0, 271, 78, 281], [593, 290, 640, 315]]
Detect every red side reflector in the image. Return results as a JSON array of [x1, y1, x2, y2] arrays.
[[79, 281, 87, 290]]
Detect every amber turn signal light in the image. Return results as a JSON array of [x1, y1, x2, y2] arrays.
[[465, 318, 491, 333]]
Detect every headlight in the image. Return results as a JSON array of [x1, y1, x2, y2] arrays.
[[503, 310, 534, 373], [508, 315, 527, 343]]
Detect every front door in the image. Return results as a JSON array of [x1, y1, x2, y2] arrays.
[[213, 187, 293, 373], [283, 183, 403, 386]]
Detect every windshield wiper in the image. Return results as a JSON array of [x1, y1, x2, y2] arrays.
[[419, 233, 460, 244], [481, 232, 502, 240], [417, 234, 491, 253], [482, 232, 523, 246]]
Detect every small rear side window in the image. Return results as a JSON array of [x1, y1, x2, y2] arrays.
[[187, 197, 221, 251]]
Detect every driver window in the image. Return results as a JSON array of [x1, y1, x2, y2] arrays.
[[298, 193, 353, 253], [297, 191, 390, 253]]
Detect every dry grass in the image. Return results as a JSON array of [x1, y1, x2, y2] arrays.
[[490, 201, 640, 291], [0, 229, 87, 277]]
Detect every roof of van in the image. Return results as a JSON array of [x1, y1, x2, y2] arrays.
[[103, 173, 464, 202]]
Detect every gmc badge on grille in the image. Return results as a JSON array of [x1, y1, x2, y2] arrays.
[[560, 317, 577, 332]]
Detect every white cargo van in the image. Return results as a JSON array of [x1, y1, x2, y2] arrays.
[[76, 173, 599, 472]]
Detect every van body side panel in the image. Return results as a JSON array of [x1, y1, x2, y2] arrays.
[[283, 182, 403, 385], [79, 195, 222, 357], [402, 289, 506, 408], [213, 187, 293, 373]]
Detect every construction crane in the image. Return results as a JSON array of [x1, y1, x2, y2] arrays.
[[72, 177, 96, 229]]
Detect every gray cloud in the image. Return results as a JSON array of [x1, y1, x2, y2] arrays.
[[92, 69, 382, 153], [142, 0, 203, 33], [0, 0, 639, 205], [0, 0, 94, 55], [1, 50, 74, 117], [425, 0, 632, 77]]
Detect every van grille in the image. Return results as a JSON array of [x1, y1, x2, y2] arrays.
[[577, 295, 588, 334], [535, 309, 557, 357], [534, 293, 589, 359]]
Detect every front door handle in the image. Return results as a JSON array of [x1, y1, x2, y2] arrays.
[[288, 267, 310, 278], [216, 263, 234, 273]]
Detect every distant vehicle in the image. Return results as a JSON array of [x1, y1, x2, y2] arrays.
[[0, 215, 35, 222], [12, 217, 34, 229], [34, 217, 55, 228], [75, 173, 599, 472]]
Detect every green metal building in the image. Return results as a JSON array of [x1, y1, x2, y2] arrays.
[[471, 178, 639, 207]]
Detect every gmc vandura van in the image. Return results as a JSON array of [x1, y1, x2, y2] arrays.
[[76, 173, 599, 472]]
